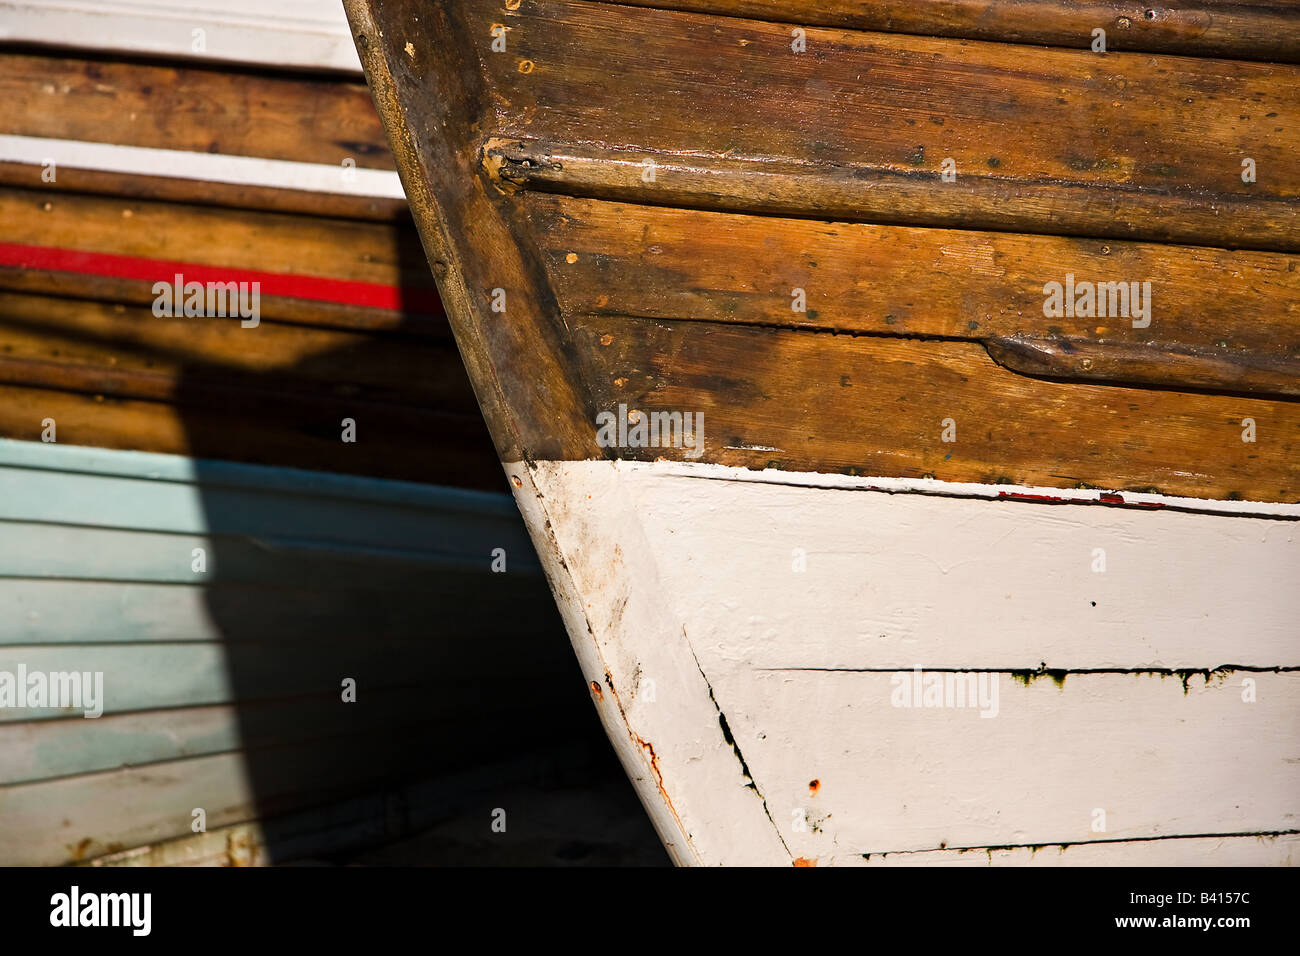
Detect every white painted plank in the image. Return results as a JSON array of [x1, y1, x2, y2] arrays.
[[0, 135, 403, 197], [0, 0, 363, 72], [624, 465, 1300, 670], [715, 669, 1299, 859], [509, 460, 793, 866], [519, 459, 1300, 865], [851, 832, 1300, 867]]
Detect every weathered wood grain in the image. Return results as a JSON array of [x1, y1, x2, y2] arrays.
[[533, 195, 1300, 398], [480, 0, 1299, 250], [0, 293, 473, 411], [575, 315, 1300, 503], [612, 0, 1300, 62], [0, 383, 502, 487], [342, 0, 633, 463], [0, 52, 392, 170], [0, 188, 442, 329]]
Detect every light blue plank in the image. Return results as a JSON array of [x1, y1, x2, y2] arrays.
[[0, 576, 557, 644]]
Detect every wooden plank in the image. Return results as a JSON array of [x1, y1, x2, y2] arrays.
[[0, 51, 389, 169], [0, 684, 564, 785], [0, 732, 458, 865], [0, 160, 407, 220], [611, 0, 1300, 63], [0, 521, 519, 589], [0, 293, 475, 412], [0, 689, 417, 784], [0, 447, 531, 549], [533, 195, 1300, 398], [342, 0, 605, 465], [479, 0, 1299, 251], [0, 188, 443, 330], [1, 0, 364, 73], [624, 465, 1300, 672], [710, 669, 1300, 855], [0, 573, 553, 645], [575, 315, 1300, 503], [0, 633, 569, 722], [0, 383, 503, 487]]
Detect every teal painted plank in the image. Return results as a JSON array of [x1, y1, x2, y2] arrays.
[[0, 438, 516, 515], [0, 464, 538, 561], [0, 521, 533, 585], [0, 687, 544, 785], [0, 731, 440, 865], [0, 636, 570, 721], [0, 576, 557, 644]]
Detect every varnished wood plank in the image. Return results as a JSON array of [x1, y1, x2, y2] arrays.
[[342, 0, 610, 463], [613, 0, 1300, 63], [479, 0, 1299, 251], [0, 188, 443, 329], [0, 52, 393, 170], [531, 195, 1300, 397], [575, 315, 1300, 503], [0, 383, 502, 488], [0, 293, 476, 412]]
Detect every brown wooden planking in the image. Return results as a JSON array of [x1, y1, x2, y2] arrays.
[[0, 52, 394, 169], [0, 292, 480, 413], [342, 0, 603, 463], [479, 0, 1299, 251], [612, 0, 1300, 63], [530, 195, 1300, 397], [575, 315, 1299, 503], [0, 161, 409, 221], [0, 383, 503, 489], [0, 187, 444, 332]]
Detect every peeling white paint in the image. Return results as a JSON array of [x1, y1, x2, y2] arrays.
[[511, 459, 1300, 866]]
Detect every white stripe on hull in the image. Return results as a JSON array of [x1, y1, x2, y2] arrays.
[[0, 135, 406, 199], [509, 459, 1299, 866], [0, 0, 362, 72]]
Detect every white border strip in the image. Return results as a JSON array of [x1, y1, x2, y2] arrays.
[[623, 459, 1300, 519], [0, 0, 362, 73], [0, 134, 405, 199]]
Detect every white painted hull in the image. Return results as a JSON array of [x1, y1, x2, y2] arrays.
[[509, 460, 1300, 866]]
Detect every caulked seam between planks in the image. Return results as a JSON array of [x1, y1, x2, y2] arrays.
[[859, 828, 1300, 860]]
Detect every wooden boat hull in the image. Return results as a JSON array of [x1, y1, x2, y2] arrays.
[[0, 438, 595, 865], [513, 459, 1299, 864], [344, 0, 1300, 864], [0, 3, 661, 866]]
